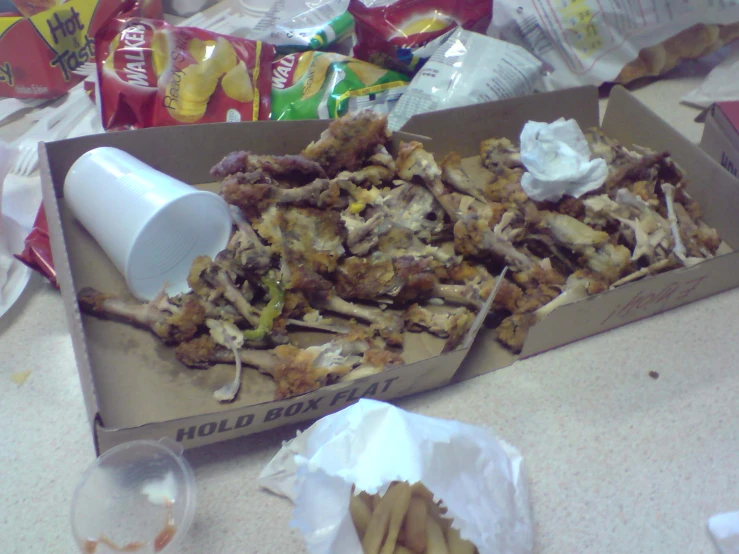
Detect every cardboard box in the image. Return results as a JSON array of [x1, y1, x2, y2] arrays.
[[42, 86, 739, 454], [700, 102, 739, 179]]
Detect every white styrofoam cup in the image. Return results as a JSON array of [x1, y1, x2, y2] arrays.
[[64, 147, 232, 301]]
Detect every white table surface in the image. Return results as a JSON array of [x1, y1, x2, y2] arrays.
[[2, 59, 737, 554]]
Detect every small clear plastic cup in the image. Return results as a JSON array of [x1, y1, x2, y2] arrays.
[[71, 439, 197, 554]]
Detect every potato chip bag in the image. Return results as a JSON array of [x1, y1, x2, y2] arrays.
[[271, 51, 408, 120], [0, 0, 155, 98], [96, 18, 274, 130], [348, 0, 491, 74]]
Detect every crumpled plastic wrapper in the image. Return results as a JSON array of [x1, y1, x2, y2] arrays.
[[387, 29, 543, 132], [14, 205, 57, 288], [519, 118, 608, 203], [259, 399, 533, 554]]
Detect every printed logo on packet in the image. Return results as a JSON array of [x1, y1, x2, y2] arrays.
[[105, 20, 160, 88], [28, 0, 98, 82]]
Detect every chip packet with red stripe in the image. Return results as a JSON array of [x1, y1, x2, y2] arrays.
[[96, 18, 274, 130]]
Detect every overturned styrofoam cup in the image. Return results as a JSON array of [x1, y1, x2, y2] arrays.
[[64, 147, 231, 301]]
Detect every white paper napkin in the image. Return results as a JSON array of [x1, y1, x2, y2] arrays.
[[520, 117, 608, 202], [682, 42, 739, 109], [259, 399, 533, 554], [0, 141, 17, 302], [709, 511, 739, 554]]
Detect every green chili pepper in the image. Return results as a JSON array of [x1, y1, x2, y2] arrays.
[[244, 277, 285, 340]]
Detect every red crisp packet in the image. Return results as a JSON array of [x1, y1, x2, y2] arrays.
[[0, 0, 136, 98], [348, 0, 491, 74], [15, 205, 58, 288], [96, 19, 274, 130]]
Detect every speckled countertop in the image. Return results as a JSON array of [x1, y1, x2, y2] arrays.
[[2, 65, 736, 554]]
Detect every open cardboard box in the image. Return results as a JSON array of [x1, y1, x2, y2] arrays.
[[42, 86, 739, 454]]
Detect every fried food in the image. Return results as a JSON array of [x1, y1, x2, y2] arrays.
[[301, 110, 391, 177], [77, 109, 723, 399], [350, 482, 479, 554]]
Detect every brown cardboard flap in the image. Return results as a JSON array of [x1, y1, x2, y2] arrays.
[[399, 86, 600, 156], [94, 344, 469, 453], [521, 254, 738, 358], [40, 143, 101, 430]]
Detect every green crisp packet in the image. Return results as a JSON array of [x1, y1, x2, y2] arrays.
[[271, 51, 409, 120]]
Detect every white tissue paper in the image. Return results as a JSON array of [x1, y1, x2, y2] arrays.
[[682, 44, 739, 109], [258, 399, 532, 554], [709, 511, 739, 554], [0, 140, 17, 302], [519, 118, 608, 203]]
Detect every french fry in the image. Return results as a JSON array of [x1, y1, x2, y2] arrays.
[[350, 493, 374, 539], [358, 491, 374, 510], [393, 547, 415, 554], [362, 484, 404, 554], [410, 482, 435, 502], [425, 515, 450, 554], [445, 527, 475, 554], [397, 523, 406, 546], [403, 497, 428, 553], [425, 500, 452, 533], [379, 482, 411, 554]]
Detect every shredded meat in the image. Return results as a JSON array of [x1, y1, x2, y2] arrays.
[[210, 151, 326, 182]]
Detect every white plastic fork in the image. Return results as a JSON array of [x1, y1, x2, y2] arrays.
[[181, 8, 235, 29], [0, 97, 48, 125], [10, 93, 93, 176]]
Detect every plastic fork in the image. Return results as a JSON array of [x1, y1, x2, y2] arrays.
[[0, 97, 48, 125], [10, 94, 93, 176], [181, 8, 235, 29]]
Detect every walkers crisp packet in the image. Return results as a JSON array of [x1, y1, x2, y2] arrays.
[[96, 18, 274, 129]]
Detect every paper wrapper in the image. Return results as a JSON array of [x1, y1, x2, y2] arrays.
[[259, 399, 533, 554], [489, 0, 739, 90], [0, 140, 14, 300]]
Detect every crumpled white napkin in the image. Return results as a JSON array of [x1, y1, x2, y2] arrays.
[[520, 117, 608, 202], [259, 399, 532, 554], [709, 511, 739, 554], [0, 141, 17, 302]]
